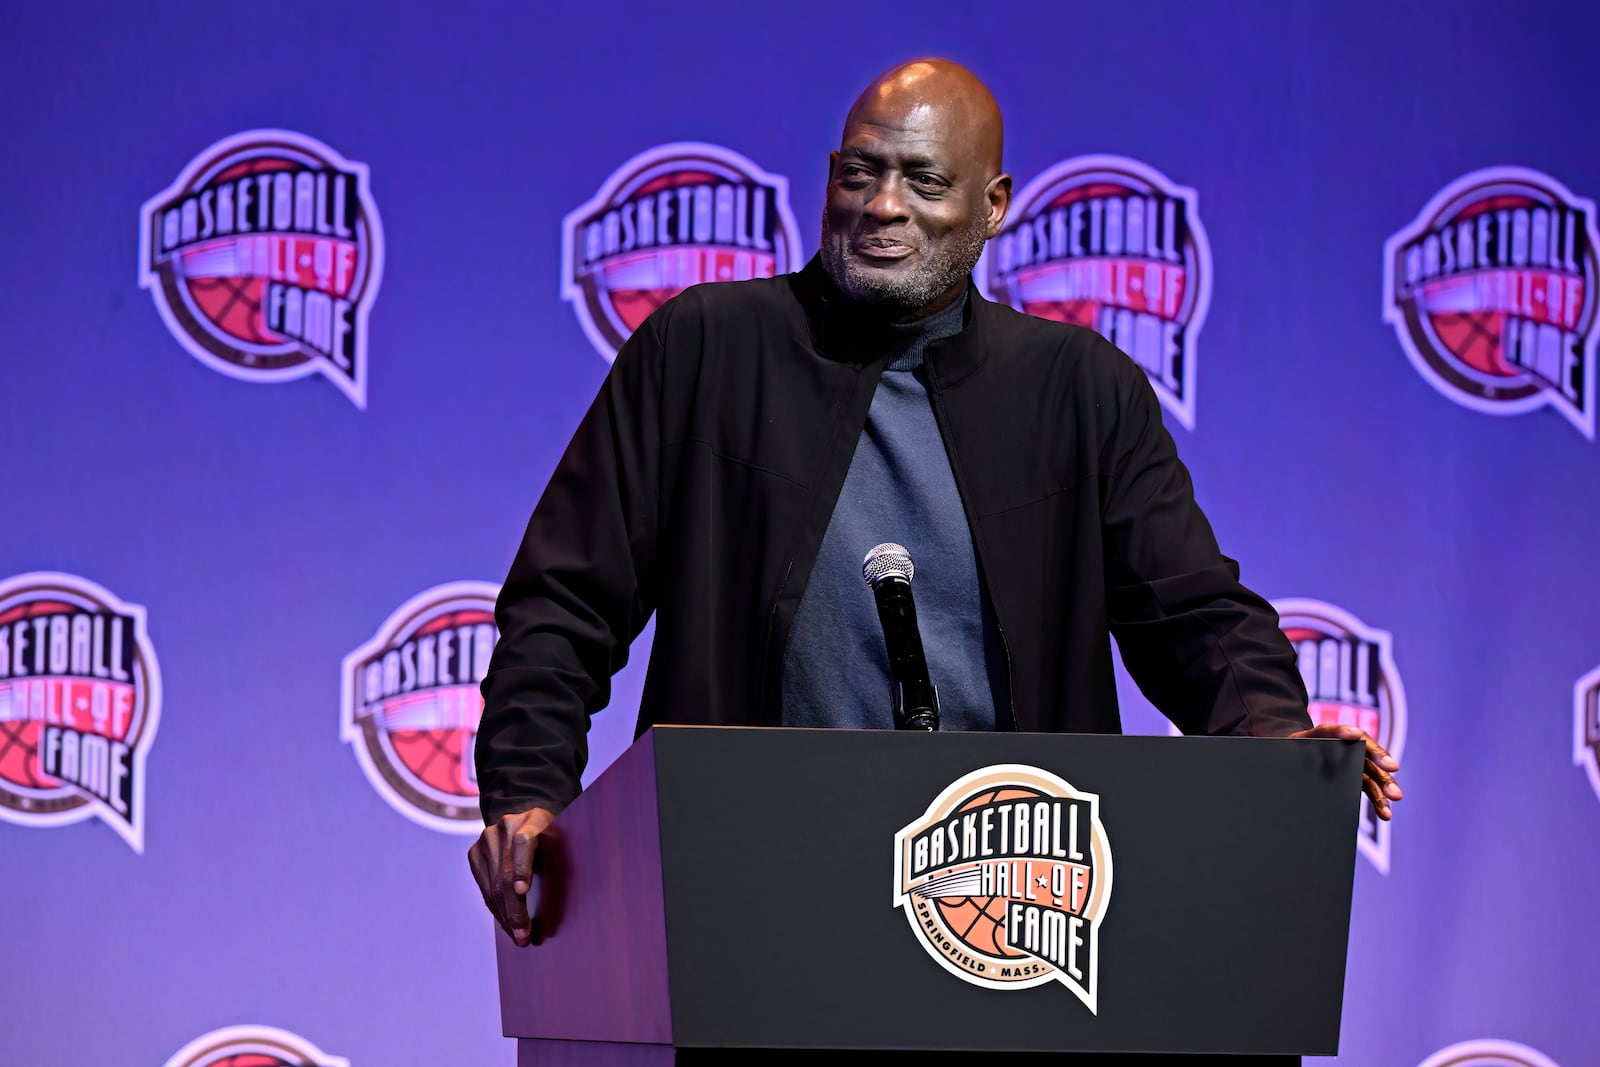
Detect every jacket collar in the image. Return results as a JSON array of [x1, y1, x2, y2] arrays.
[[789, 254, 990, 386]]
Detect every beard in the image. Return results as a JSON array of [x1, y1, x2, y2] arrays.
[[820, 203, 989, 313]]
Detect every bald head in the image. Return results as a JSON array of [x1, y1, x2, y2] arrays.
[[821, 59, 1011, 317], [844, 59, 1004, 180]]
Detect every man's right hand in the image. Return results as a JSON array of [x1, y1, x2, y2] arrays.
[[468, 806, 556, 947]]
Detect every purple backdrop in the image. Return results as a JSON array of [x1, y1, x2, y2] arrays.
[[2, 2, 1596, 1065]]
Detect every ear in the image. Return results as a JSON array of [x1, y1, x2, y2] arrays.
[[826, 150, 840, 189], [984, 173, 1013, 238]]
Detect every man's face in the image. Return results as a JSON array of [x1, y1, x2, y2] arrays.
[[821, 105, 994, 315]]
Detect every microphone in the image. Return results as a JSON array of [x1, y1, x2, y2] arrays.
[[861, 543, 940, 731]]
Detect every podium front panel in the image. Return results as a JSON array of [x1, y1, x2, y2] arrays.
[[651, 727, 1359, 1055]]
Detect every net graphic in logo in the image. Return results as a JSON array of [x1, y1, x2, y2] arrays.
[[161, 1024, 349, 1067], [561, 142, 803, 362], [0, 573, 161, 853], [893, 764, 1114, 1013], [1575, 662, 1600, 805], [979, 155, 1211, 430], [1417, 1038, 1562, 1067], [1276, 598, 1408, 874], [140, 129, 385, 409], [341, 581, 498, 833], [1383, 166, 1597, 439]]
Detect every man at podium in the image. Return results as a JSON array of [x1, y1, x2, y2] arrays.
[[468, 58, 1402, 947]]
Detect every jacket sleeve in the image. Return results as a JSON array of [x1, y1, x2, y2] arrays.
[[474, 308, 666, 823], [1097, 343, 1311, 737]]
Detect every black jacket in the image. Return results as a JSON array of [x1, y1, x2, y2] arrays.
[[477, 258, 1311, 822]]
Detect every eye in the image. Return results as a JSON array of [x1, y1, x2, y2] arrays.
[[911, 173, 947, 189], [839, 164, 873, 181]]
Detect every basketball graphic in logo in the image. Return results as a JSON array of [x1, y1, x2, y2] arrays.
[[979, 155, 1212, 430], [140, 129, 385, 408], [561, 142, 803, 361], [341, 581, 498, 833], [894, 764, 1114, 1013], [1416, 1038, 1562, 1067], [1575, 662, 1600, 806], [1276, 598, 1407, 874], [161, 1024, 349, 1067], [0, 572, 161, 853], [1383, 166, 1597, 439]]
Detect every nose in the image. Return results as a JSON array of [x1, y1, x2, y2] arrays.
[[862, 175, 910, 225]]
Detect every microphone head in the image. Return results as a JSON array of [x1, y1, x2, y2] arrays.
[[862, 542, 915, 587]]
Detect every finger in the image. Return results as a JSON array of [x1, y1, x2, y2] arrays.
[[472, 839, 514, 935], [467, 841, 492, 903], [1362, 771, 1393, 821], [468, 828, 498, 900], [1301, 724, 1401, 774], [1293, 722, 1361, 740], [501, 874, 532, 945], [497, 826, 533, 945], [511, 826, 536, 896], [1364, 736, 1400, 772], [1366, 757, 1403, 801]]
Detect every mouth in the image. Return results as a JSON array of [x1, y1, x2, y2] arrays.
[[852, 237, 916, 263]]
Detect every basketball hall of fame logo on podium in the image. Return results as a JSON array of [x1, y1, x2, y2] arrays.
[[978, 154, 1212, 431], [1416, 1038, 1562, 1067], [161, 1024, 349, 1067], [893, 764, 1114, 1014], [1384, 166, 1598, 440], [341, 581, 499, 834], [1575, 662, 1600, 805], [0, 572, 161, 853], [1275, 598, 1408, 875], [561, 142, 803, 362], [140, 129, 385, 409]]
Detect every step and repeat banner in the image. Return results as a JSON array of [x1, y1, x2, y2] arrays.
[[2, 3, 1596, 1065]]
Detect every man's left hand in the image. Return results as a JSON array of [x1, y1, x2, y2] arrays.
[[1289, 722, 1403, 820]]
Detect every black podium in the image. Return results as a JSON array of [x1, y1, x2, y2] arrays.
[[495, 726, 1363, 1065]]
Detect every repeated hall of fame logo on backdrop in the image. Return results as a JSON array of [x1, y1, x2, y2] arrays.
[[979, 155, 1212, 431], [140, 129, 385, 408], [1384, 166, 1598, 440], [1575, 662, 1600, 805], [1416, 1038, 1563, 1067], [1275, 598, 1408, 874], [0, 572, 161, 853], [340, 581, 498, 833], [893, 764, 1114, 1014], [561, 142, 803, 362], [161, 1024, 349, 1067]]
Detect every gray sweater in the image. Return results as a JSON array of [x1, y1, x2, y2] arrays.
[[781, 290, 1007, 730]]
